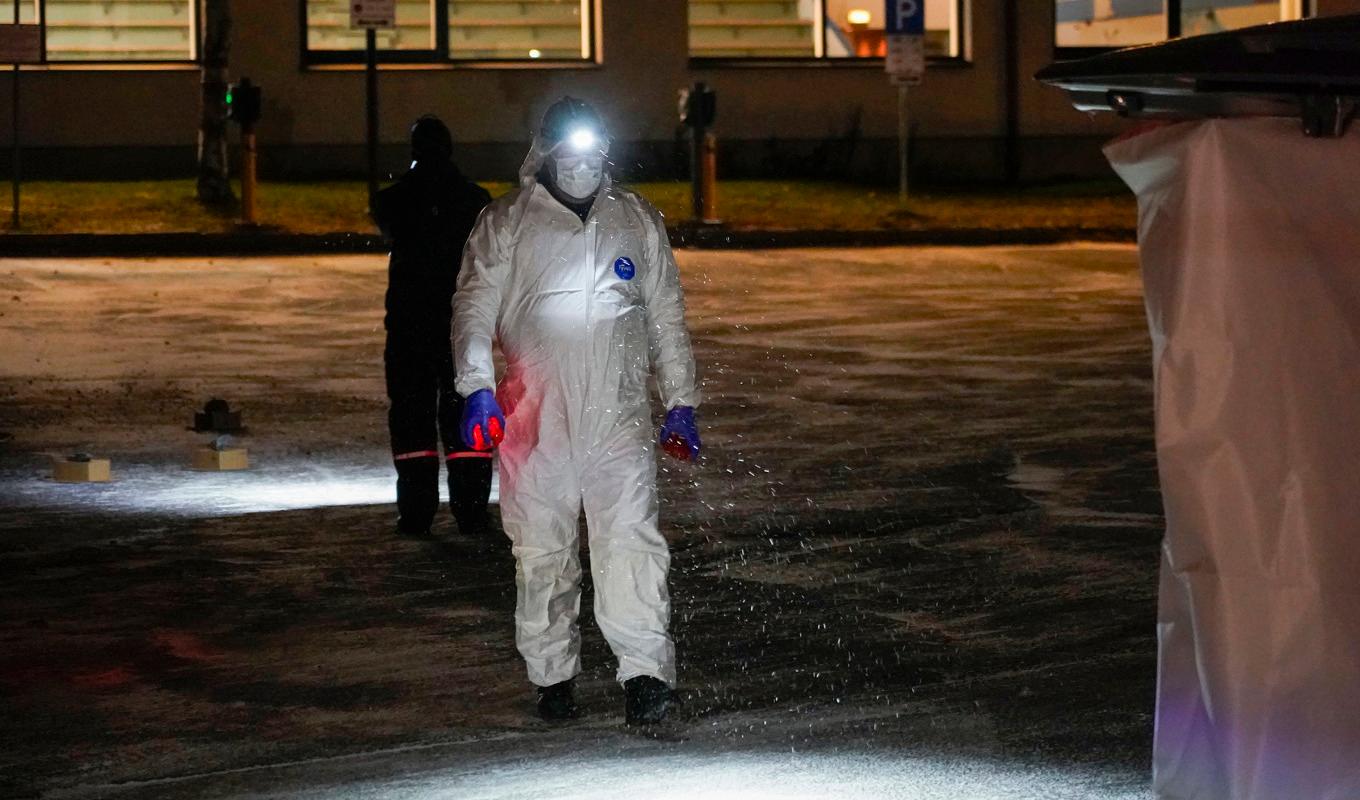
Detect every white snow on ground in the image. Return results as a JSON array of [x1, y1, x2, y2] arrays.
[[311, 751, 1151, 800], [1, 247, 1146, 528], [5, 462, 397, 515], [1, 461, 499, 516], [72, 747, 1151, 800]]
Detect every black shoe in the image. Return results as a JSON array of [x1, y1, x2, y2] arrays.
[[624, 676, 673, 725], [453, 511, 489, 537], [536, 680, 579, 721], [396, 524, 432, 539]]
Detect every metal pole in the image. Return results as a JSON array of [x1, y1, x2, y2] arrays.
[[701, 132, 718, 224], [11, 0, 20, 230], [898, 83, 909, 204], [1003, 0, 1020, 185], [690, 83, 706, 223], [365, 27, 378, 212], [242, 125, 257, 224], [690, 126, 701, 223]]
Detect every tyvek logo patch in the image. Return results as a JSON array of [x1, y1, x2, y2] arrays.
[[614, 256, 636, 281]]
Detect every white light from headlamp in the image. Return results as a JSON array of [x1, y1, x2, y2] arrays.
[[567, 128, 598, 153]]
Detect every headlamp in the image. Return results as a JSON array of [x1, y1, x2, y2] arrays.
[[567, 128, 598, 153]]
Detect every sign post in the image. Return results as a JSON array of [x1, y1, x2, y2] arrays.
[[884, 0, 925, 204], [351, 0, 395, 212], [0, 19, 42, 229]]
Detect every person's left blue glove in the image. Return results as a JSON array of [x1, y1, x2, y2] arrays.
[[461, 388, 506, 452], [659, 406, 701, 462]]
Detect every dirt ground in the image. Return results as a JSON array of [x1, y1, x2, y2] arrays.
[[0, 246, 1160, 799]]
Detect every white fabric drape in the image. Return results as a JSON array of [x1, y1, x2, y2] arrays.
[[1107, 117, 1360, 800]]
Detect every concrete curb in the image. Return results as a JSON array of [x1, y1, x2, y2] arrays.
[[669, 225, 1136, 249], [0, 227, 1137, 257], [0, 232, 389, 258]]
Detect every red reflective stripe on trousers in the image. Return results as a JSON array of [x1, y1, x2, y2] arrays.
[[447, 452, 493, 460], [393, 450, 440, 461]]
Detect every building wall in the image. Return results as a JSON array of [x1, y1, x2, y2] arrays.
[[0, 1, 1141, 183], [1316, 0, 1360, 13]]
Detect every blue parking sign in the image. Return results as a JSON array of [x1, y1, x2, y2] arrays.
[[885, 0, 925, 35]]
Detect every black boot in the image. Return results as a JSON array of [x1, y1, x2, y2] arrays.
[[396, 524, 432, 539], [447, 454, 493, 536], [536, 680, 579, 721], [624, 676, 673, 725], [453, 509, 489, 537]]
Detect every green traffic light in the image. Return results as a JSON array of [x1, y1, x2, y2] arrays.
[[226, 91, 233, 104]]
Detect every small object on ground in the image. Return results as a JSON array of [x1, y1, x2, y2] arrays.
[[537, 680, 579, 721], [624, 675, 674, 725], [191, 405, 249, 470], [53, 455, 111, 483], [191, 446, 249, 471], [192, 398, 245, 434]]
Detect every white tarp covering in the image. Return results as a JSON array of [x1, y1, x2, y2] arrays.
[[1106, 118, 1360, 800]]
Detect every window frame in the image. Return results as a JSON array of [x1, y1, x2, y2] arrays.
[[1053, 0, 1316, 61], [11, 0, 201, 67], [686, 0, 970, 69], [299, 0, 601, 68]]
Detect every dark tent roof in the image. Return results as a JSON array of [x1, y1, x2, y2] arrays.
[[1036, 15, 1360, 133]]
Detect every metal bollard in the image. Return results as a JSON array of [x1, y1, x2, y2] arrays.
[[241, 127, 257, 225], [701, 133, 719, 224]]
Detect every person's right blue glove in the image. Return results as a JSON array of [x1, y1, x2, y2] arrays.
[[659, 406, 701, 462], [461, 389, 506, 452]]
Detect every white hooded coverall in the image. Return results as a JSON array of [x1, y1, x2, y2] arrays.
[[453, 139, 700, 688]]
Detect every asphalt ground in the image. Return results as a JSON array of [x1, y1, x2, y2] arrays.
[[0, 246, 1160, 799]]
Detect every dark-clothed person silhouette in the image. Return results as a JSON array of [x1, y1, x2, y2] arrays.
[[373, 115, 493, 537]]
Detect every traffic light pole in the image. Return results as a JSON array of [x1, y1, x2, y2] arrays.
[[226, 77, 262, 225], [683, 81, 718, 225], [365, 28, 379, 213]]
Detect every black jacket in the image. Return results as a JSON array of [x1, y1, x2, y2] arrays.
[[373, 160, 491, 338]]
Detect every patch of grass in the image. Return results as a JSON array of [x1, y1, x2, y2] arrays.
[[3, 180, 238, 234], [0, 178, 1135, 234], [634, 180, 1136, 231]]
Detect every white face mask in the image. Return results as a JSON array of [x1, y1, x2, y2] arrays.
[[553, 154, 603, 200]]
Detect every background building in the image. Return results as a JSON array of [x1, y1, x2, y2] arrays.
[[1, 0, 1357, 184]]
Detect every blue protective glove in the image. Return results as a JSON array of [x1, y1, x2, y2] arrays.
[[461, 389, 506, 452], [659, 406, 701, 462]]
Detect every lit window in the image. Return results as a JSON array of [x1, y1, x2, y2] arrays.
[[306, 0, 435, 51], [303, 0, 594, 63], [0, 1, 37, 25], [1179, 0, 1295, 37], [1056, 0, 1306, 50], [2, 0, 197, 61], [688, 0, 962, 60], [448, 0, 591, 60]]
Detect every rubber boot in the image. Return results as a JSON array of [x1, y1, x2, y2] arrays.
[[624, 676, 673, 725], [537, 679, 579, 721]]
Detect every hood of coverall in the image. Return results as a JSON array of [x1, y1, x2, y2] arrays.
[[518, 97, 613, 196]]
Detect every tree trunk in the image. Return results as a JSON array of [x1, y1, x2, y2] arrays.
[[197, 0, 233, 205]]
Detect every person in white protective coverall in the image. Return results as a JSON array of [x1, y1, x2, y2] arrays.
[[453, 97, 702, 725]]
